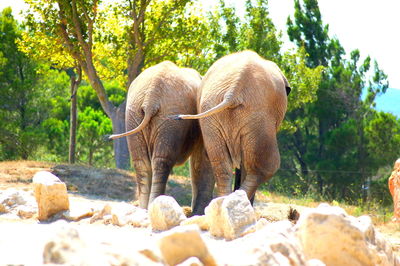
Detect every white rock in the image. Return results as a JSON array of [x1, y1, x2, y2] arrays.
[[33, 171, 69, 221], [0, 203, 6, 213], [148, 195, 186, 231], [255, 218, 270, 230], [295, 204, 398, 266], [111, 203, 149, 227], [256, 221, 306, 265], [307, 259, 326, 266], [129, 207, 150, 227], [43, 224, 160, 265], [0, 189, 37, 217], [43, 226, 87, 264], [240, 217, 273, 237], [90, 204, 112, 223], [219, 220, 307, 266], [176, 256, 204, 266], [205, 190, 256, 240], [180, 215, 209, 231], [62, 208, 94, 222], [158, 225, 216, 266], [103, 214, 113, 225], [17, 205, 36, 219], [0, 189, 27, 206]]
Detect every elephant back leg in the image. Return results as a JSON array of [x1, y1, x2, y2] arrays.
[[234, 166, 254, 204], [126, 110, 152, 208], [201, 118, 233, 197], [148, 124, 190, 204], [240, 121, 280, 201], [127, 133, 152, 209], [190, 139, 215, 215]]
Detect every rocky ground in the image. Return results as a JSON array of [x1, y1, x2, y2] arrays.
[[1, 161, 400, 265]]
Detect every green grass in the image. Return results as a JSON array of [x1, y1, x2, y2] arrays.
[[172, 161, 190, 177]]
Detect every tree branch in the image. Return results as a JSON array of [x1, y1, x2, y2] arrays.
[[57, 17, 82, 63], [70, 0, 89, 54]]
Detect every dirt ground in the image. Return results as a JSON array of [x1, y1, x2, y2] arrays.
[[1, 160, 400, 262]]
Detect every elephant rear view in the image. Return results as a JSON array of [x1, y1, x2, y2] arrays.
[[110, 61, 201, 209], [173, 50, 290, 202]]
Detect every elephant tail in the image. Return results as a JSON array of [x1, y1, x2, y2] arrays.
[[108, 111, 153, 140], [170, 97, 235, 120]]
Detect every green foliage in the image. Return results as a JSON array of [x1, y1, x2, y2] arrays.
[[287, 0, 333, 67], [0, 8, 44, 160], [77, 107, 113, 166], [173, 161, 190, 177], [280, 47, 323, 132], [365, 112, 400, 168], [208, 0, 282, 61], [274, 0, 394, 205]]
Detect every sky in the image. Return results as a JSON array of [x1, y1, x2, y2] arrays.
[[2, 0, 399, 115]]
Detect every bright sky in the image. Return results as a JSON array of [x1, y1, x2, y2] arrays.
[[268, 0, 400, 90], [2, 0, 400, 90]]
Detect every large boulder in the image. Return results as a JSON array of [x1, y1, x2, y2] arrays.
[[205, 190, 256, 240], [221, 220, 309, 266], [148, 195, 186, 231], [295, 203, 399, 266], [33, 171, 69, 221], [158, 225, 216, 266]]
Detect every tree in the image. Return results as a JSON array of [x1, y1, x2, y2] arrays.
[[77, 106, 113, 166], [0, 7, 44, 160], [24, 0, 211, 169], [285, 0, 391, 201], [18, 31, 83, 164]]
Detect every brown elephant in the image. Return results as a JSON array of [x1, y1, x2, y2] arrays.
[[110, 61, 213, 211], [172, 50, 291, 203]]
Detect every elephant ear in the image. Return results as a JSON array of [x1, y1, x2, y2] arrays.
[[276, 66, 291, 96], [285, 86, 291, 96], [282, 73, 291, 96]]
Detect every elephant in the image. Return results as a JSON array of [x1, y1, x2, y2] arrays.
[[172, 50, 291, 203], [110, 61, 214, 211]]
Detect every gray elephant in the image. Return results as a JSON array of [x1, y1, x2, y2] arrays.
[[172, 50, 291, 204], [110, 61, 213, 211]]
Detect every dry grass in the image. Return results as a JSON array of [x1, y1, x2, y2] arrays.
[[0, 160, 192, 205]]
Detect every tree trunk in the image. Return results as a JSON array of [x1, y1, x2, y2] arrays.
[[69, 84, 77, 164], [57, 2, 131, 169], [68, 67, 81, 164], [89, 148, 93, 166], [82, 61, 130, 169], [111, 101, 130, 169]]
